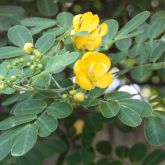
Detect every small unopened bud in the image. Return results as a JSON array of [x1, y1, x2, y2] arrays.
[[74, 119, 84, 135], [34, 49, 43, 59], [73, 92, 85, 102], [19, 58, 24, 63], [10, 76, 17, 81], [27, 62, 31, 66], [62, 94, 67, 99], [0, 84, 5, 90], [8, 65, 12, 69], [30, 65, 35, 70], [24, 43, 33, 54], [31, 56, 36, 61], [37, 64, 43, 69], [0, 75, 5, 80], [69, 90, 77, 95]]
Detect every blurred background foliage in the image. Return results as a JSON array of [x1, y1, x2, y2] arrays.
[[0, 0, 165, 165]]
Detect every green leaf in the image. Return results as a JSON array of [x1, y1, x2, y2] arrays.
[[47, 102, 73, 119], [115, 146, 129, 159], [117, 106, 142, 127], [0, 47, 25, 60], [45, 52, 79, 73], [37, 0, 58, 17], [142, 149, 165, 165], [150, 41, 165, 62], [131, 65, 152, 82], [36, 140, 67, 157], [101, 101, 120, 118], [11, 123, 38, 156], [36, 114, 58, 137], [89, 87, 106, 98], [116, 38, 132, 51], [0, 128, 21, 160], [145, 116, 165, 145], [71, 31, 89, 37], [66, 151, 82, 165], [129, 143, 147, 162], [35, 33, 55, 54], [103, 19, 119, 49], [105, 91, 132, 101], [96, 158, 111, 165], [119, 99, 152, 117], [12, 99, 47, 115], [0, 114, 37, 130], [80, 147, 95, 164], [21, 17, 56, 27], [0, 5, 24, 23], [150, 18, 165, 40], [8, 25, 33, 48], [115, 11, 150, 40], [57, 12, 73, 28], [96, 140, 112, 155]]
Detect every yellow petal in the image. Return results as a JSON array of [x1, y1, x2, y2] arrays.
[[73, 14, 82, 32], [75, 74, 93, 90], [84, 36, 102, 51], [74, 60, 82, 75], [80, 12, 99, 32], [72, 36, 88, 49], [93, 72, 113, 88], [99, 23, 108, 36]]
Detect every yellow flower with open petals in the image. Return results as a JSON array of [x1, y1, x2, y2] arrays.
[[74, 52, 113, 90], [71, 12, 108, 50]]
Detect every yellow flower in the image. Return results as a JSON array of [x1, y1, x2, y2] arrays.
[[23, 43, 33, 54], [74, 52, 113, 90], [71, 12, 108, 50], [73, 92, 85, 102], [74, 119, 84, 135]]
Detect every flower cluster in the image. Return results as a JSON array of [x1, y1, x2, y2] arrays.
[[71, 12, 108, 51], [72, 12, 113, 90]]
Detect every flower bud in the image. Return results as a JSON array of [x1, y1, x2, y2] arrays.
[[30, 65, 35, 70], [0, 84, 5, 90], [24, 43, 33, 54], [31, 56, 36, 61], [69, 90, 77, 95], [19, 58, 24, 63], [62, 94, 67, 99], [74, 119, 84, 135], [73, 92, 85, 102], [0, 75, 5, 80], [37, 64, 43, 69], [10, 76, 17, 81], [27, 62, 31, 66], [34, 49, 43, 59]]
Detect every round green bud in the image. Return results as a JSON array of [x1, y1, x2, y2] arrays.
[[10, 76, 17, 81], [34, 49, 43, 59], [6, 80, 11, 85], [0, 84, 5, 90], [37, 64, 43, 69], [69, 90, 77, 95], [27, 62, 31, 66], [30, 65, 35, 70], [31, 56, 36, 61], [62, 94, 67, 99], [19, 58, 24, 63], [0, 75, 5, 80], [8, 65, 12, 69]]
